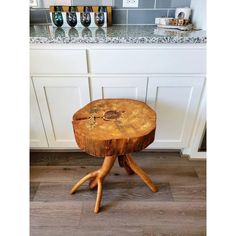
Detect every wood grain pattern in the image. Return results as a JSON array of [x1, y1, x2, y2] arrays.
[[30, 151, 103, 166], [30, 182, 40, 201], [31, 226, 143, 236], [30, 201, 83, 227], [33, 182, 172, 202], [71, 99, 157, 212], [170, 182, 206, 202], [30, 164, 201, 186], [72, 99, 156, 157], [30, 151, 206, 235], [79, 201, 206, 227]]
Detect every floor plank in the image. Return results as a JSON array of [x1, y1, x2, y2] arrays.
[[33, 182, 173, 202], [194, 165, 206, 182], [31, 226, 143, 236], [79, 201, 206, 228], [30, 151, 106, 166], [170, 182, 206, 202], [30, 165, 200, 185], [30, 151, 206, 236], [30, 182, 40, 201], [30, 201, 83, 227]]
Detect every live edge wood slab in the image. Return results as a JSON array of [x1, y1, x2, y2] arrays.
[[71, 99, 158, 213]]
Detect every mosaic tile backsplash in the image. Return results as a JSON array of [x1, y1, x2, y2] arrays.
[[30, 0, 191, 25]]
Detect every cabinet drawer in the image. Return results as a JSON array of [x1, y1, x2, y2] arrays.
[[88, 48, 206, 74], [30, 49, 87, 74]]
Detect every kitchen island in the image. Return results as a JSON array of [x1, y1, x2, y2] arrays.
[[30, 24, 206, 158]]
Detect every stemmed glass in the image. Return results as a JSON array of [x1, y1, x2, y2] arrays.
[[94, 12, 105, 27], [52, 6, 63, 27], [66, 6, 77, 27], [80, 6, 92, 27]]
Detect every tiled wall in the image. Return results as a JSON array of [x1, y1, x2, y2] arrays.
[[113, 0, 191, 25], [30, 0, 191, 25]]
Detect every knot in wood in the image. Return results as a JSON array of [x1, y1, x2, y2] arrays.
[[104, 110, 121, 120]]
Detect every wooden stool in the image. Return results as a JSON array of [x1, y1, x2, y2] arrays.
[[71, 99, 158, 213]]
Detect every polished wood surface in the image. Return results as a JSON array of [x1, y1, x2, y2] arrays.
[[71, 99, 157, 213], [72, 99, 156, 157], [30, 151, 206, 236]]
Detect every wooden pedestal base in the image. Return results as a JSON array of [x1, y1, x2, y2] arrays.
[[70, 154, 158, 213]]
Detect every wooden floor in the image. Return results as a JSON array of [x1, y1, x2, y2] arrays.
[[30, 151, 206, 236]]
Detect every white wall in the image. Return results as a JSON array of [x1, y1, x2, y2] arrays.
[[191, 0, 206, 30]]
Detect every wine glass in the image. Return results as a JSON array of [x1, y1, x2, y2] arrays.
[[94, 12, 105, 27], [66, 6, 77, 27], [52, 6, 63, 27], [80, 6, 92, 27], [99, 6, 107, 13], [99, 6, 107, 25]]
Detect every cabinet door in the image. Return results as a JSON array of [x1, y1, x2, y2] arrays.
[[90, 77, 147, 101], [33, 77, 90, 148], [146, 76, 205, 149], [30, 79, 48, 148], [89, 48, 206, 74]]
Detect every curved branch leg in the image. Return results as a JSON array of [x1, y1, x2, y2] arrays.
[[70, 156, 116, 213], [118, 155, 134, 175], [70, 171, 96, 194], [94, 179, 103, 213], [126, 154, 158, 192]]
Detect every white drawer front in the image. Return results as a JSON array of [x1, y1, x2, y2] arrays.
[[89, 48, 206, 74], [30, 49, 87, 75]]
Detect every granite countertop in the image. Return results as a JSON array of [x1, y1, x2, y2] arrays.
[[30, 24, 207, 44]]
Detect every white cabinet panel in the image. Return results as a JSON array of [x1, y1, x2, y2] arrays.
[[147, 76, 205, 149], [89, 48, 206, 74], [90, 77, 147, 101], [30, 79, 48, 148], [30, 49, 87, 75], [33, 76, 90, 147]]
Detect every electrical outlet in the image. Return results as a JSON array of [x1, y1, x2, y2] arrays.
[[30, 0, 38, 7], [123, 0, 139, 8]]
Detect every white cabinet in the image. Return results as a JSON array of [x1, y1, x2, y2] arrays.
[[32, 76, 90, 148], [30, 45, 206, 157], [30, 79, 48, 148], [146, 76, 205, 149], [89, 48, 206, 74], [30, 49, 87, 75], [90, 77, 148, 101]]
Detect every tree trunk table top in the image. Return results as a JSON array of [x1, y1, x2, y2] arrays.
[[72, 99, 156, 157]]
